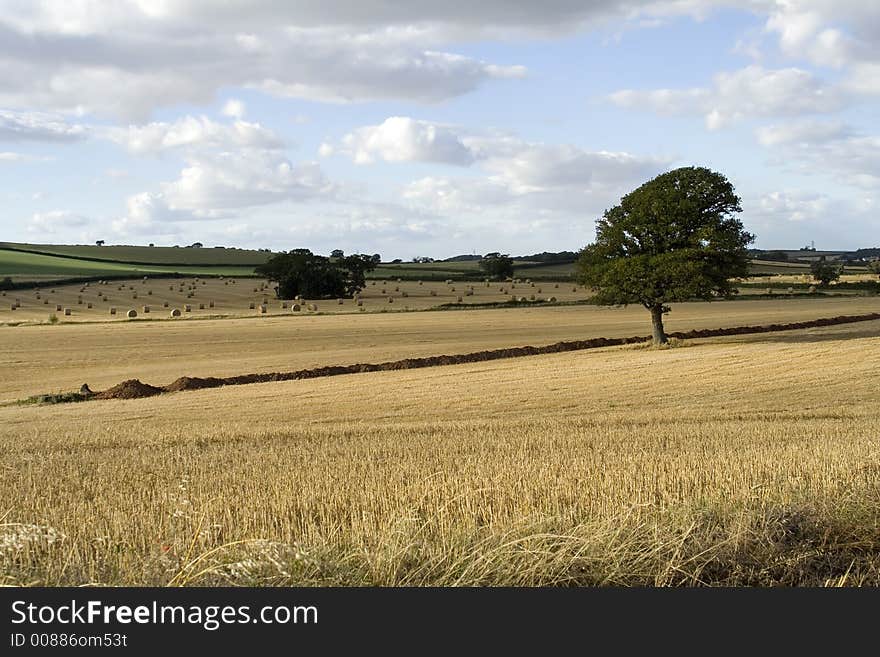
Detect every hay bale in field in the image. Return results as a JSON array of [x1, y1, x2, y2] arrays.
[[199, 303, 205, 310], [163, 301, 169, 308], [142, 305, 150, 313], [249, 301, 255, 309], [549, 296, 557, 302], [394, 286, 400, 292], [537, 288, 541, 293], [170, 308, 182, 318], [77, 297, 82, 304], [766, 288, 773, 295], [450, 286, 455, 291], [132, 292, 138, 299], [356, 299, 363, 306], [292, 303, 301, 311], [554, 283, 559, 288], [465, 289, 473, 296], [445, 279, 453, 284], [64, 308, 71, 316], [457, 296, 463, 302], [126, 309, 137, 318], [55, 304, 62, 311], [184, 304, 192, 312], [388, 296, 394, 303], [44, 299, 49, 304], [147, 290, 152, 295], [429, 289, 437, 296], [381, 289, 386, 294], [110, 307, 116, 315], [418, 280, 423, 285], [170, 286, 174, 291], [809, 285, 817, 293], [572, 287, 577, 292], [9, 304, 15, 311], [307, 303, 317, 311], [529, 294, 536, 301], [281, 301, 288, 309], [788, 287, 794, 294], [87, 302, 93, 308], [338, 298, 344, 305], [401, 291, 408, 297], [259, 304, 267, 314]]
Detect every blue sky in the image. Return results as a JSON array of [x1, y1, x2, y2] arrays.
[[1, 1, 877, 259]]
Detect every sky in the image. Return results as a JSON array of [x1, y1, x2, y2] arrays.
[[0, 1, 877, 259]]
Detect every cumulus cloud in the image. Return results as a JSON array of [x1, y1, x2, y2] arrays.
[[113, 150, 336, 236], [221, 99, 246, 120], [27, 210, 90, 233], [609, 65, 844, 129], [0, 109, 86, 141], [340, 117, 476, 165], [106, 116, 284, 155], [757, 120, 880, 189]]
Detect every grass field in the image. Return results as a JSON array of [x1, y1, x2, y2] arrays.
[[2, 316, 878, 585], [0, 242, 271, 266], [0, 249, 261, 281]]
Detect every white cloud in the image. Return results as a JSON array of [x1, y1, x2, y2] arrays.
[[609, 65, 844, 129], [106, 115, 284, 155], [341, 117, 476, 165], [28, 210, 90, 233], [0, 109, 86, 141], [756, 119, 880, 189], [221, 99, 246, 120], [0, 151, 25, 161]]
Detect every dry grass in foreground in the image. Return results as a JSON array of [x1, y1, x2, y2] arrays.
[[1, 322, 879, 586]]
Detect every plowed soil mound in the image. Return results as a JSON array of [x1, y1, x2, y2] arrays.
[[94, 379, 164, 399]]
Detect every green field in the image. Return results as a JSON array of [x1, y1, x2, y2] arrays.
[[0, 249, 260, 282], [0, 242, 271, 266]]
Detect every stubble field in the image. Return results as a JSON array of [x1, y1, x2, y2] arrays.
[[1, 287, 879, 586]]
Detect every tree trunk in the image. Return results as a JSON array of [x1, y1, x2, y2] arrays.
[[650, 305, 667, 345]]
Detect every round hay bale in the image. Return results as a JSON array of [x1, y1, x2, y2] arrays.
[[418, 280, 423, 285], [388, 296, 394, 303], [338, 298, 344, 305], [248, 301, 255, 309], [55, 304, 62, 311], [291, 303, 301, 312], [110, 307, 116, 315], [163, 301, 169, 308], [401, 291, 408, 297], [170, 308, 181, 318], [64, 308, 71, 316], [808, 285, 817, 293], [259, 304, 267, 314], [356, 299, 363, 306], [142, 305, 150, 313], [132, 292, 138, 299], [126, 309, 137, 318], [87, 302, 93, 309], [359, 307, 365, 312], [43, 299, 49, 304], [529, 294, 536, 301], [147, 290, 152, 295], [457, 296, 463, 302], [77, 297, 83, 304], [549, 296, 557, 302], [184, 304, 192, 312], [429, 290, 437, 296], [9, 304, 15, 311], [199, 303, 205, 310], [281, 301, 288, 309], [537, 288, 542, 293], [766, 288, 773, 294], [554, 283, 559, 288], [450, 286, 455, 291], [308, 303, 317, 312]]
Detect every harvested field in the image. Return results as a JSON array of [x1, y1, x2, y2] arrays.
[[3, 296, 880, 401], [1, 322, 879, 585]]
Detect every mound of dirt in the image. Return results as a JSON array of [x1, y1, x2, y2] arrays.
[[163, 376, 226, 393], [94, 379, 164, 399]]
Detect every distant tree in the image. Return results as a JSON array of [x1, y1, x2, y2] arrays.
[[412, 256, 435, 263], [148, 243, 155, 247], [810, 257, 842, 286], [577, 166, 753, 345], [391, 258, 402, 264], [0, 276, 14, 291], [188, 242, 203, 248], [479, 252, 514, 280], [254, 249, 376, 299], [95, 239, 105, 247], [371, 253, 382, 264], [867, 260, 880, 279], [330, 249, 344, 259]]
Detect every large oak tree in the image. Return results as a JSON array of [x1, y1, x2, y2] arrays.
[[577, 166, 754, 344]]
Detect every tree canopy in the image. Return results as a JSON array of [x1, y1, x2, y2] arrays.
[[479, 252, 514, 280], [254, 249, 377, 299], [577, 166, 754, 344], [810, 257, 842, 286]]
